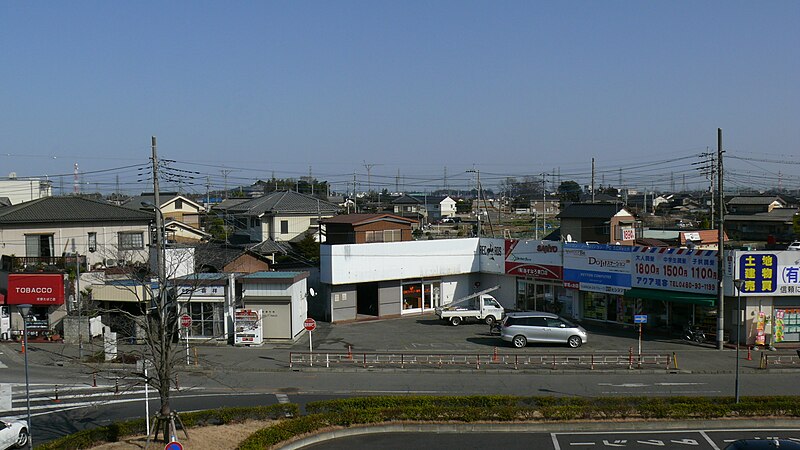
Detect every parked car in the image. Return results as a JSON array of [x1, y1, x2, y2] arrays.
[[500, 312, 588, 348], [0, 418, 28, 450], [787, 241, 800, 251]]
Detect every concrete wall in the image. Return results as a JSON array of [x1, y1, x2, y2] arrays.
[[321, 238, 480, 285]]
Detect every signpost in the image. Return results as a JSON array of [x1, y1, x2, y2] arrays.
[[634, 314, 648, 356], [179, 314, 192, 365], [165, 441, 184, 450], [304, 318, 316, 365]]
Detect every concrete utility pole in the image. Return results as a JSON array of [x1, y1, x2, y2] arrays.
[[152, 137, 166, 284], [591, 158, 595, 203], [467, 169, 481, 237], [716, 128, 725, 351]]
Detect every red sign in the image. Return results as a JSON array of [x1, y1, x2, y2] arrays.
[[303, 318, 316, 331], [179, 314, 192, 328], [6, 274, 65, 305]]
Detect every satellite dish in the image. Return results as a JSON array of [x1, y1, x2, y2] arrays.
[[309, 287, 317, 297], [566, 234, 573, 243]]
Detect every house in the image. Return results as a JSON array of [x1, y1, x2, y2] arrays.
[[727, 195, 788, 215], [0, 178, 52, 205], [422, 196, 457, 222], [123, 192, 207, 242], [0, 196, 154, 269], [530, 195, 560, 221], [391, 194, 425, 222], [320, 213, 417, 245], [213, 191, 339, 244], [725, 208, 798, 242], [556, 203, 638, 244], [679, 230, 729, 250]]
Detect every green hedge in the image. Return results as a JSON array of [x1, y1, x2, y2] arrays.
[[35, 403, 298, 450], [237, 395, 800, 449]]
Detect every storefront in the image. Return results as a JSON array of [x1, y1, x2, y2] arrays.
[[175, 273, 234, 342], [623, 288, 716, 333], [506, 240, 567, 314], [240, 271, 309, 342], [3, 273, 67, 339], [401, 279, 441, 314]]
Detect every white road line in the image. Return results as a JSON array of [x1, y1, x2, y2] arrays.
[[551, 433, 562, 450], [275, 393, 289, 404], [0, 361, 6, 369], [700, 431, 721, 450]]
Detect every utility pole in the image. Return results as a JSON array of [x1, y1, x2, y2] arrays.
[[467, 169, 481, 237], [152, 137, 166, 284], [363, 161, 378, 193], [542, 172, 547, 240], [221, 169, 233, 200], [353, 173, 357, 213], [591, 158, 596, 203], [716, 128, 725, 351]]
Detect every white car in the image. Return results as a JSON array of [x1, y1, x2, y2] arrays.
[[788, 241, 800, 251], [0, 418, 28, 450]]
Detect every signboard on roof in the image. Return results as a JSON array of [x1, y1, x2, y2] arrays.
[[6, 273, 65, 305], [738, 251, 800, 296], [504, 240, 562, 279], [632, 247, 718, 294], [563, 243, 632, 294]]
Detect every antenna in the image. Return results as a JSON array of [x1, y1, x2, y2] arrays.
[[73, 163, 79, 195]]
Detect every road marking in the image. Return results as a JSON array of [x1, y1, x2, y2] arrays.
[[0, 360, 6, 369], [275, 393, 289, 404], [700, 431, 721, 450], [654, 382, 706, 386]]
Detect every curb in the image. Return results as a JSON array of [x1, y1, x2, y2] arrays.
[[277, 418, 800, 450]]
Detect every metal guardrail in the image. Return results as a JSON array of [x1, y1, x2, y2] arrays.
[[289, 349, 676, 371]]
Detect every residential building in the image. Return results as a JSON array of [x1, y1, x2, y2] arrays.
[[556, 203, 639, 244], [727, 195, 788, 215], [214, 191, 339, 243], [725, 208, 798, 242], [0, 177, 52, 205]]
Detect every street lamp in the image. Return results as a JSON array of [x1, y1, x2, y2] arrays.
[[734, 279, 744, 404], [18, 303, 33, 450]]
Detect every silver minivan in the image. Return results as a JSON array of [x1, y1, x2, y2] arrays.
[[500, 312, 588, 348]]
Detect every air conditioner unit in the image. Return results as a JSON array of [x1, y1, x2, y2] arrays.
[[104, 258, 118, 267]]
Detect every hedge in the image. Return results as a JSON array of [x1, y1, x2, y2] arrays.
[[236, 395, 800, 449], [35, 403, 298, 450]]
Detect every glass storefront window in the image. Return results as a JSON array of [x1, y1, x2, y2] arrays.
[[583, 292, 607, 320], [187, 302, 224, 338], [402, 281, 441, 311], [402, 284, 422, 310]]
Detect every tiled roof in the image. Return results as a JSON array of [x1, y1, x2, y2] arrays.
[[319, 213, 417, 225], [0, 196, 154, 224], [727, 196, 785, 206], [391, 194, 422, 204], [725, 208, 798, 222], [248, 239, 292, 255], [224, 191, 339, 216], [557, 203, 625, 219]]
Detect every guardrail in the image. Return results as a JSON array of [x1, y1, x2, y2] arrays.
[[289, 348, 676, 371]]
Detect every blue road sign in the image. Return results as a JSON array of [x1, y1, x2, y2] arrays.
[[165, 442, 184, 450], [634, 314, 648, 324]]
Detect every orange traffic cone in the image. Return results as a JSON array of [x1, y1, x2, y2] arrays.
[[20, 339, 25, 354], [747, 346, 752, 361]]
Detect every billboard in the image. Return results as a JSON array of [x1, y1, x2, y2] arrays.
[[563, 243, 632, 294], [737, 251, 800, 295], [632, 247, 718, 294], [6, 273, 66, 305], [504, 240, 562, 279], [478, 238, 505, 274]]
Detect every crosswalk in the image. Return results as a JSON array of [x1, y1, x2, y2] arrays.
[[0, 382, 203, 421]]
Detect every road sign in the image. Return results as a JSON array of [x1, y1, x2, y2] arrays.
[[165, 441, 184, 450], [634, 314, 648, 324], [304, 318, 317, 331], [179, 314, 192, 328]]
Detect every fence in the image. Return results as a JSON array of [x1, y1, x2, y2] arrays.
[[289, 348, 675, 371]]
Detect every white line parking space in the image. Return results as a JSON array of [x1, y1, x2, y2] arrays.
[[552, 429, 800, 450]]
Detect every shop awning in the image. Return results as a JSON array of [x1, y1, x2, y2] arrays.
[[624, 288, 716, 307]]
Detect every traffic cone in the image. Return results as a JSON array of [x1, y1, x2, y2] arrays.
[[747, 346, 752, 361], [493, 347, 499, 363], [20, 339, 25, 354]]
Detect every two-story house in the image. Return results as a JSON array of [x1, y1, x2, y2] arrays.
[[556, 203, 638, 244], [215, 190, 339, 243], [123, 192, 210, 243], [320, 213, 417, 245]]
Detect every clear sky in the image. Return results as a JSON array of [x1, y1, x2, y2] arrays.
[[1, 1, 798, 196]]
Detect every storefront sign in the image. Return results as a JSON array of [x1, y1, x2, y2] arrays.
[[737, 251, 800, 295], [6, 273, 65, 305], [505, 240, 563, 279], [478, 238, 506, 274], [632, 247, 718, 294], [563, 243, 632, 294]]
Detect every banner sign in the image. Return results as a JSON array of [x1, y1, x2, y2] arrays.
[[632, 247, 718, 294], [6, 273, 65, 305], [478, 238, 505, 274], [505, 239, 563, 279], [738, 251, 800, 295], [563, 243, 632, 294]]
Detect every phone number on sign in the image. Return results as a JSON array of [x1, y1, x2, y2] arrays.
[[635, 276, 716, 292]]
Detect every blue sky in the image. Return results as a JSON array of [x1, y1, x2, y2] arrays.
[[1, 1, 798, 195]]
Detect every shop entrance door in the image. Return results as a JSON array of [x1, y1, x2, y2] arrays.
[[423, 283, 440, 310]]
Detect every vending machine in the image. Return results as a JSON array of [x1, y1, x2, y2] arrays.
[[234, 309, 263, 346], [0, 306, 10, 341]]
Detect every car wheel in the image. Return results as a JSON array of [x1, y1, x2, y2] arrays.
[[15, 428, 29, 448], [568, 335, 582, 348], [450, 316, 462, 326], [485, 315, 496, 326], [512, 335, 527, 348]]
